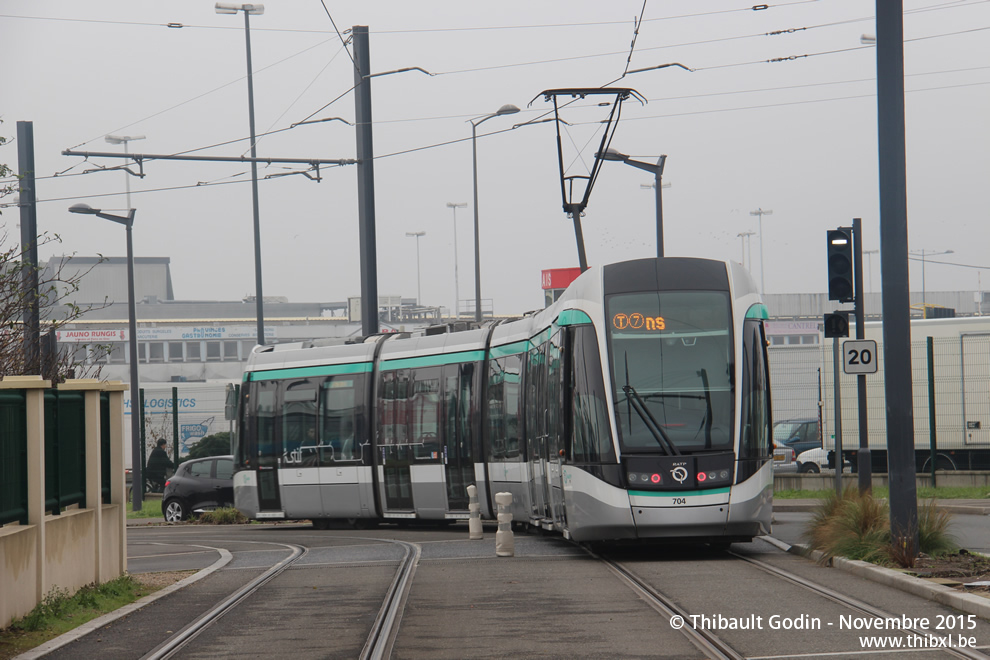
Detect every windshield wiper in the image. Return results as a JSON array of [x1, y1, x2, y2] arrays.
[[698, 368, 713, 450], [621, 384, 681, 456]]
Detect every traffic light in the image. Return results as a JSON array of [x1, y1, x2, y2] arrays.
[[827, 228, 854, 302], [824, 312, 849, 338]]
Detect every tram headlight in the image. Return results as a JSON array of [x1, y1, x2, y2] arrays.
[[697, 472, 707, 482]]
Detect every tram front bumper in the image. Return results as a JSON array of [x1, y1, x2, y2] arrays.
[[628, 489, 737, 540]]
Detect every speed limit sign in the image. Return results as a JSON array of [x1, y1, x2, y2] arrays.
[[843, 340, 878, 374]]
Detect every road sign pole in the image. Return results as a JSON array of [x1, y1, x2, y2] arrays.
[[833, 336, 843, 496], [854, 218, 872, 494]]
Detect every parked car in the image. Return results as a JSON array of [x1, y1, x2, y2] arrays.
[[162, 455, 234, 522], [773, 444, 799, 473], [794, 447, 852, 473], [773, 418, 821, 457]]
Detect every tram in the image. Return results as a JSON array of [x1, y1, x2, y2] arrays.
[[233, 257, 774, 543]]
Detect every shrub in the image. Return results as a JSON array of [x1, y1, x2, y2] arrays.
[[196, 507, 246, 525], [805, 489, 957, 568]]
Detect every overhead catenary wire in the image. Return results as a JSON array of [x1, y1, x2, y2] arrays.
[[31, 0, 984, 154]]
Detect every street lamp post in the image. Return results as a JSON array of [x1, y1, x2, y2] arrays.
[[910, 248, 954, 307], [737, 230, 756, 270], [470, 104, 519, 322], [864, 249, 879, 294], [68, 203, 142, 512], [749, 208, 773, 293], [405, 231, 426, 304], [600, 148, 667, 257], [216, 2, 266, 346], [446, 202, 467, 319], [105, 134, 144, 210]]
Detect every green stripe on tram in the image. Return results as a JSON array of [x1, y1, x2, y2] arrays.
[[746, 303, 769, 320], [248, 362, 372, 381], [490, 340, 530, 358], [557, 309, 592, 326], [530, 326, 551, 347], [628, 486, 731, 498], [382, 349, 486, 371]]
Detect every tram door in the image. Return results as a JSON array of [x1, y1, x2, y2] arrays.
[[379, 370, 415, 514], [253, 384, 282, 513], [545, 330, 567, 529], [442, 364, 474, 512], [526, 341, 550, 523]]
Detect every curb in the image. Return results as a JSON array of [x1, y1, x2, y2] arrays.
[[13, 546, 233, 660], [772, 502, 990, 516], [772, 537, 990, 621]]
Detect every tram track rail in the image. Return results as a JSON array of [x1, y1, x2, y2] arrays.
[[143, 542, 307, 660], [728, 548, 990, 660], [360, 539, 421, 660], [586, 546, 744, 660], [591, 540, 990, 660], [139, 536, 419, 660]]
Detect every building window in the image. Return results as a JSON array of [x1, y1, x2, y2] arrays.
[[206, 341, 222, 362], [148, 342, 165, 363], [223, 341, 239, 361], [187, 341, 202, 362], [169, 342, 184, 362], [108, 343, 126, 364]]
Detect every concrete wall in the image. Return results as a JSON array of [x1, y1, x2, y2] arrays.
[[774, 471, 990, 491], [0, 377, 128, 629]]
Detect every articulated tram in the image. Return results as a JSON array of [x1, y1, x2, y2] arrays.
[[233, 257, 773, 543]]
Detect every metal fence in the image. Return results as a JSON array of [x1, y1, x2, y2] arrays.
[[0, 387, 101, 525], [769, 335, 990, 468], [0, 390, 28, 526], [135, 384, 235, 469]]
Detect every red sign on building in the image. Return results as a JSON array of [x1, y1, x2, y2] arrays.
[[541, 267, 582, 291]]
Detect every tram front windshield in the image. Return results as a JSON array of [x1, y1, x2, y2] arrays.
[[606, 291, 733, 453]]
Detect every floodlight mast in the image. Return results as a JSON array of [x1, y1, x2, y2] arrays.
[[532, 87, 646, 271]]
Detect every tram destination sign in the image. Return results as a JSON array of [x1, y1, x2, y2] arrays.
[[842, 339, 878, 375]]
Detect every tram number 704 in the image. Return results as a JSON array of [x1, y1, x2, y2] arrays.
[[672, 497, 687, 505]]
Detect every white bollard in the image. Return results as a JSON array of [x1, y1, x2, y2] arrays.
[[467, 484, 483, 540], [494, 491, 514, 557]]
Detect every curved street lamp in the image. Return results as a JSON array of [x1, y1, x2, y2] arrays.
[[600, 147, 668, 258], [910, 248, 953, 307], [216, 2, 266, 345], [68, 203, 142, 512], [405, 231, 426, 304], [470, 104, 519, 321]]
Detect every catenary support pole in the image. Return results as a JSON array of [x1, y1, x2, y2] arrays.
[[17, 121, 40, 375], [353, 26, 379, 336], [876, 0, 918, 553]]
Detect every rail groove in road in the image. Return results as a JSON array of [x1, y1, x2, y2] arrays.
[[359, 539, 421, 660], [143, 542, 306, 660], [729, 549, 990, 660], [589, 546, 744, 660], [138, 536, 420, 660]]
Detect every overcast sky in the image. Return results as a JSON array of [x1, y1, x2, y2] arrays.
[[1, 1, 987, 315]]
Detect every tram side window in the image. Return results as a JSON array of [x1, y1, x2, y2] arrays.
[[378, 370, 411, 445], [547, 331, 565, 460], [738, 319, 771, 481], [570, 326, 616, 464], [487, 355, 523, 461], [458, 362, 477, 461], [249, 383, 277, 468], [320, 375, 365, 463], [411, 367, 441, 458], [526, 341, 548, 450], [282, 382, 318, 466]]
